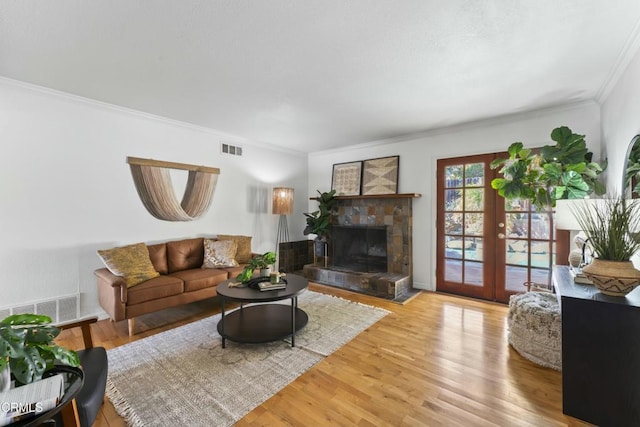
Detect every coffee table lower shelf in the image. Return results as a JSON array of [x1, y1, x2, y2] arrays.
[[217, 304, 308, 347]]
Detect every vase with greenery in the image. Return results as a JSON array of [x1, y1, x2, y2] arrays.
[[0, 314, 80, 389], [236, 251, 277, 283], [570, 197, 640, 296], [304, 189, 337, 255], [490, 126, 606, 286]]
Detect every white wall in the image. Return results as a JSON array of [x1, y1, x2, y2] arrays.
[[0, 78, 308, 317], [600, 45, 640, 266], [308, 102, 602, 291], [601, 47, 640, 195]]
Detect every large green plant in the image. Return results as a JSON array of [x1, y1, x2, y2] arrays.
[[303, 189, 337, 239], [0, 314, 80, 385], [490, 126, 606, 209]]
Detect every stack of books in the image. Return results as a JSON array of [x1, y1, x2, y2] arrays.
[[570, 266, 593, 285], [258, 281, 286, 291]]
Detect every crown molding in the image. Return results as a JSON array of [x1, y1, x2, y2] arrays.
[[596, 18, 640, 103], [0, 76, 306, 158]]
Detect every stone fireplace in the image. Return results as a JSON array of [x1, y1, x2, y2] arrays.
[[332, 225, 388, 273], [303, 193, 419, 300]]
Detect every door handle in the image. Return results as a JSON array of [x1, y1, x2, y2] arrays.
[[498, 233, 505, 239]]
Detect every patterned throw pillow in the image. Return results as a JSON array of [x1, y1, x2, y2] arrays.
[[97, 242, 160, 288], [202, 239, 239, 268], [216, 235, 252, 263]]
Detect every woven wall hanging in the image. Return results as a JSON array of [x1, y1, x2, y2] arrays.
[[127, 157, 220, 221]]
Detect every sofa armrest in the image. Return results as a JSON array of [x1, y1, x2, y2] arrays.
[[95, 268, 127, 321]]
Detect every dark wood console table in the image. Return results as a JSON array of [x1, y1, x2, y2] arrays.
[[553, 265, 640, 426]]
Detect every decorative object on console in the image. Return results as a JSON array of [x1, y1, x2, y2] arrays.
[[0, 314, 80, 386], [362, 155, 399, 195], [127, 156, 220, 222], [569, 197, 640, 296], [331, 161, 362, 196], [273, 187, 294, 257]]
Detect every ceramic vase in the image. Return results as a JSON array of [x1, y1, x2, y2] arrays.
[[582, 259, 640, 296]]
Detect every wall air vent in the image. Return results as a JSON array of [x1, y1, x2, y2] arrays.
[[0, 294, 80, 323], [221, 143, 243, 156]]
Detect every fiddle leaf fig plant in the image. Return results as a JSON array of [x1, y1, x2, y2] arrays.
[[490, 126, 606, 209], [303, 189, 337, 240], [0, 314, 80, 385]]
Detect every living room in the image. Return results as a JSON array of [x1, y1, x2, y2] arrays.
[[2, 1, 640, 425]]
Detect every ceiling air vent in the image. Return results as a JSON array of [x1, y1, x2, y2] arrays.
[[221, 143, 243, 156]]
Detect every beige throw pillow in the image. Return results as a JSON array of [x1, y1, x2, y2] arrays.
[[216, 235, 252, 263], [202, 239, 239, 268], [97, 242, 160, 288]]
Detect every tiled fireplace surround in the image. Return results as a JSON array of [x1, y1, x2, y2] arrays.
[[280, 195, 417, 300]]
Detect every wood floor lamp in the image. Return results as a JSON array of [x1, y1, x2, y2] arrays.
[[273, 187, 294, 269]]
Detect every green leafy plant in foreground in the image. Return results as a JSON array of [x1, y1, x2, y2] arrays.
[[0, 314, 80, 385]]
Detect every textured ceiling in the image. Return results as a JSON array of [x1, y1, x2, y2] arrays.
[[2, 1, 640, 153]]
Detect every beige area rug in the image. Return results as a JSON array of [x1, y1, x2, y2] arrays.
[[106, 291, 389, 426]]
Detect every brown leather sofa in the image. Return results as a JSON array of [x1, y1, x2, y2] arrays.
[[96, 237, 248, 335]]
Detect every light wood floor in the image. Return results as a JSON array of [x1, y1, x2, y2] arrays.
[[56, 283, 590, 426]]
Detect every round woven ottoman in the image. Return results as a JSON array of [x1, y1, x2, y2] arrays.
[[508, 291, 561, 371]]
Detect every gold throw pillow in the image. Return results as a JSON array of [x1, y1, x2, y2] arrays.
[[216, 235, 252, 263], [97, 242, 160, 288]]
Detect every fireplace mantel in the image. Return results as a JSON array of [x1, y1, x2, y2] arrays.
[[310, 193, 421, 201]]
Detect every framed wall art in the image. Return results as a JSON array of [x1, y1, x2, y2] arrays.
[[331, 161, 362, 196], [362, 155, 399, 195]]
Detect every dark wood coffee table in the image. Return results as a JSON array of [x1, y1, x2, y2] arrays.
[[216, 274, 308, 348]]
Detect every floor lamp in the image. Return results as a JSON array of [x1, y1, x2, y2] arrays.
[[273, 187, 294, 270]]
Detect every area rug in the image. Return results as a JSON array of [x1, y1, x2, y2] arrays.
[[106, 291, 389, 426]]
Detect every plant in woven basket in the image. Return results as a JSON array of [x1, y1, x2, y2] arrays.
[[569, 197, 640, 296], [0, 314, 80, 386]]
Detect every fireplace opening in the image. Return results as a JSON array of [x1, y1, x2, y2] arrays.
[[332, 225, 387, 273]]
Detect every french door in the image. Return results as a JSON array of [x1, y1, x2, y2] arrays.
[[436, 154, 556, 303]]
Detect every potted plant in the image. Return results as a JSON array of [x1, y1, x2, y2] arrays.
[[490, 126, 606, 286], [236, 251, 276, 283], [570, 197, 640, 296], [304, 189, 337, 255], [0, 314, 80, 390]]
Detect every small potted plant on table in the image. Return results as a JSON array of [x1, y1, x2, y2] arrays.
[[236, 251, 277, 283]]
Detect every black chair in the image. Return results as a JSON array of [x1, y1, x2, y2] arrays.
[[56, 317, 108, 427]]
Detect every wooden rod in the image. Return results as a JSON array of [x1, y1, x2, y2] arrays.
[[127, 157, 220, 174]]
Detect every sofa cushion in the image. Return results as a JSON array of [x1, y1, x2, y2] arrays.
[[216, 235, 252, 263], [147, 243, 168, 274], [202, 239, 238, 268], [127, 275, 184, 306], [97, 243, 160, 288], [167, 238, 204, 273], [171, 268, 229, 292], [220, 264, 247, 280]]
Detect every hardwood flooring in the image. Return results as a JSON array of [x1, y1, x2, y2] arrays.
[[55, 284, 590, 426]]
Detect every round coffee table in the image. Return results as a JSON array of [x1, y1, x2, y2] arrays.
[[216, 274, 308, 348]]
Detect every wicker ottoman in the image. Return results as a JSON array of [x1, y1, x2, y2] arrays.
[[508, 291, 562, 371]]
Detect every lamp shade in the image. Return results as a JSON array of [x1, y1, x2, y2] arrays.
[[556, 199, 610, 230], [272, 187, 294, 215]]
